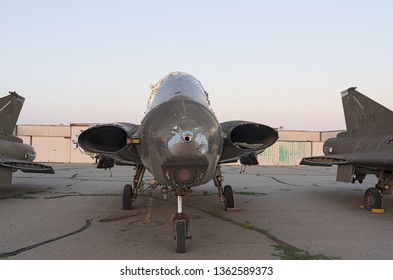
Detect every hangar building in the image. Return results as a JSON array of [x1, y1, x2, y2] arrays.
[[14, 124, 343, 166]]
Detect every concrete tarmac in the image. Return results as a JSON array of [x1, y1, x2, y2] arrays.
[[1, 164, 393, 260]]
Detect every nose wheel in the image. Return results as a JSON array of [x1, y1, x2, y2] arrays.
[[174, 219, 187, 253], [173, 188, 191, 253]]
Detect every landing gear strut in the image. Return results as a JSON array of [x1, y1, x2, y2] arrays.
[[213, 166, 235, 209], [172, 187, 191, 253], [122, 165, 145, 210]]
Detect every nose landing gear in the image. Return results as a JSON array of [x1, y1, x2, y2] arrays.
[[123, 165, 237, 253], [172, 187, 191, 253]]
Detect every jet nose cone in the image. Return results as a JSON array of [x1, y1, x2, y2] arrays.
[[168, 130, 208, 157], [181, 131, 193, 142]]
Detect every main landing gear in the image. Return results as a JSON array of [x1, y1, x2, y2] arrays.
[[361, 172, 393, 211], [364, 187, 382, 211], [213, 166, 235, 209], [122, 165, 146, 210]]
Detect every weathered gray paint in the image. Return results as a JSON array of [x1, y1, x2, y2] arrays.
[[301, 88, 393, 209], [78, 72, 278, 187], [0, 92, 54, 184]]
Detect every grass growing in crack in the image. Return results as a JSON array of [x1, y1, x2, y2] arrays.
[[13, 193, 36, 199], [243, 220, 255, 229], [273, 243, 336, 260], [235, 191, 257, 195], [207, 210, 225, 219], [200, 206, 339, 260], [234, 191, 267, 196]]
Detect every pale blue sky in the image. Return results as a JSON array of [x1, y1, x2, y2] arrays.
[[1, 0, 392, 130]]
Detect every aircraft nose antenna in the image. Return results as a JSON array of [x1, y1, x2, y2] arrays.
[[181, 131, 193, 142]]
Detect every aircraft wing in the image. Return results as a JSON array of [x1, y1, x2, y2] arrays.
[[0, 159, 55, 173], [301, 150, 393, 169], [300, 155, 350, 166]]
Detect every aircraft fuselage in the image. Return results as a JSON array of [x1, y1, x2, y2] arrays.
[[324, 131, 393, 155], [0, 135, 36, 162], [138, 73, 223, 187]]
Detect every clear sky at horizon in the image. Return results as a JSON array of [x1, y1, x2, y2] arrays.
[[1, 0, 392, 130]]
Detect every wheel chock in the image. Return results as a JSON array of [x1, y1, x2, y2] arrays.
[[371, 208, 385, 213]]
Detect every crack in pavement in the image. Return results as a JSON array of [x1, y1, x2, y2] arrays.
[[157, 196, 290, 254], [177, 196, 336, 259], [264, 175, 305, 187], [45, 193, 121, 199], [0, 219, 92, 258], [191, 204, 335, 259]]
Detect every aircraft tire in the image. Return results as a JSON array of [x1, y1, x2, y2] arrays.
[[175, 220, 186, 253], [364, 187, 382, 211], [122, 184, 132, 210], [224, 185, 234, 209]]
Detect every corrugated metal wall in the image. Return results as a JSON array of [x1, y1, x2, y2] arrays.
[[259, 141, 312, 165], [278, 130, 320, 142], [32, 136, 70, 162], [16, 124, 95, 164], [15, 125, 339, 165], [312, 142, 324, 156], [70, 125, 95, 163]]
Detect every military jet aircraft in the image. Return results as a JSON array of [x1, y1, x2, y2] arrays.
[[78, 72, 278, 253], [301, 87, 393, 211], [0, 92, 54, 185]]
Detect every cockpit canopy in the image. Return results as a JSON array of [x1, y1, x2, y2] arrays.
[[146, 72, 211, 113]]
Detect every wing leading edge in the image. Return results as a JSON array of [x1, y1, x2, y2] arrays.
[[301, 150, 393, 169], [0, 160, 55, 173], [300, 155, 349, 166]]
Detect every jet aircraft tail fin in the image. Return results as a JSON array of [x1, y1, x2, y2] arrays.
[[0, 92, 25, 135], [341, 87, 393, 134]]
